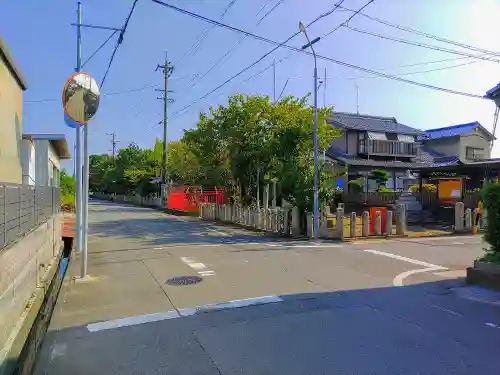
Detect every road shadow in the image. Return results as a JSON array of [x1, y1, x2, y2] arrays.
[[34, 278, 500, 375]]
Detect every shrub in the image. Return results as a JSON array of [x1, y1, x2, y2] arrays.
[[482, 182, 500, 254], [409, 184, 436, 192], [379, 187, 394, 192]]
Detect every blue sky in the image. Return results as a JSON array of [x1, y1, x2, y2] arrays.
[[2, 0, 500, 171]]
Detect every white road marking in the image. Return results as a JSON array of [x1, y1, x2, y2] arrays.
[[363, 249, 448, 286], [198, 270, 216, 276], [432, 305, 462, 317], [86, 295, 283, 332], [196, 295, 284, 312], [207, 227, 230, 236], [87, 310, 180, 332], [363, 249, 447, 269], [180, 257, 216, 277]]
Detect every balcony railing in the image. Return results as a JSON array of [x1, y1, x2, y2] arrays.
[[359, 139, 418, 157]]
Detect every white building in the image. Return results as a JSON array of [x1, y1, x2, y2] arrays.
[[21, 134, 70, 186]]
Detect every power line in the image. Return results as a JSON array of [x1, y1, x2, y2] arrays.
[[174, 0, 238, 67], [338, 5, 499, 57], [154, 0, 487, 121], [324, 0, 375, 37], [25, 84, 157, 103], [101, 0, 139, 89], [256, 0, 286, 26], [345, 26, 500, 64], [81, 30, 118, 68], [187, 0, 280, 89], [152, 0, 350, 116]]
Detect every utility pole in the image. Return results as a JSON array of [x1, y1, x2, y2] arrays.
[[324, 67, 327, 107], [106, 132, 118, 158], [155, 52, 174, 203], [75, 2, 83, 261], [273, 58, 276, 102], [356, 84, 360, 114]]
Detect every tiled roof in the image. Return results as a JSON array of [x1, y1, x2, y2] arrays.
[[326, 146, 461, 169], [330, 112, 425, 136], [418, 121, 495, 141]]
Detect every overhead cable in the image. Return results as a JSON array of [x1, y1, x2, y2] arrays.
[[345, 26, 500, 64], [101, 0, 139, 88], [338, 5, 499, 57]]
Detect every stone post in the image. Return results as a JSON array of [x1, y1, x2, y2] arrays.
[[395, 204, 406, 235], [282, 208, 289, 235], [375, 211, 382, 236], [272, 181, 277, 208], [386, 210, 393, 236], [306, 212, 313, 238], [465, 208, 472, 231], [362, 211, 369, 237], [350, 212, 357, 238], [454, 202, 465, 231], [263, 184, 269, 227], [336, 207, 344, 239], [292, 207, 301, 237], [319, 213, 329, 238], [199, 203, 205, 219]]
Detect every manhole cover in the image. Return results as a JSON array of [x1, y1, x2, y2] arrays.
[[166, 276, 203, 286]]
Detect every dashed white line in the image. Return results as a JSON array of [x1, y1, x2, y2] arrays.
[[180, 256, 216, 277]]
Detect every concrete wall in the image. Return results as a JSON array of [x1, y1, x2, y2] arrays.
[[423, 136, 460, 158], [0, 54, 23, 184], [460, 132, 491, 161], [0, 214, 62, 353], [20, 140, 35, 186], [329, 130, 359, 155]]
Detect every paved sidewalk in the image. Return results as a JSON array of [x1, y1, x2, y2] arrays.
[[34, 201, 500, 375]]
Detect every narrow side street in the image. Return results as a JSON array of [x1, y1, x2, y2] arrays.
[[34, 201, 500, 375]]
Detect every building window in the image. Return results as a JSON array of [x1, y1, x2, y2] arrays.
[[466, 146, 484, 160], [367, 131, 387, 140], [397, 134, 415, 143]]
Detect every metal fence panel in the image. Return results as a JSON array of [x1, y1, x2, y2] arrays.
[[0, 183, 60, 250]]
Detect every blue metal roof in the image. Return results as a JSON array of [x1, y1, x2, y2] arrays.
[[486, 82, 500, 98], [417, 121, 494, 141]]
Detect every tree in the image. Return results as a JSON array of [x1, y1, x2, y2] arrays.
[[182, 93, 341, 209], [370, 169, 390, 191], [60, 169, 76, 210]]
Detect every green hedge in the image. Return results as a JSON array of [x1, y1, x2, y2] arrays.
[[482, 182, 500, 254]]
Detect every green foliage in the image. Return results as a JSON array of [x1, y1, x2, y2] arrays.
[[88, 94, 342, 208], [482, 182, 500, 254], [60, 170, 76, 210], [369, 169, 389, 191], [348, 177, 364, 192], [378, 187, 394, 192], [479, 251, 500, 264], [409, 184, 436, 192]]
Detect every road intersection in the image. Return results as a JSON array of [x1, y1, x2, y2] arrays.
[[35, 201, 500, 375]]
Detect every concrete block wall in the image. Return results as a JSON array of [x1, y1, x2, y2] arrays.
[[0, 214, 61, 353]]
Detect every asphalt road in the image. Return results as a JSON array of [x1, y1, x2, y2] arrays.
[[35, 201, 500, 375]]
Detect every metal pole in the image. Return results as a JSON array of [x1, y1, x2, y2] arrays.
[[273, 58, 276, 102], [75, 2, 83, 261], [323, 66, 327, 107], [162, 52, 169, 202], [82, 102, 89, 278], [75, 2, 87, 278], [313, 62, 319, 241]]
